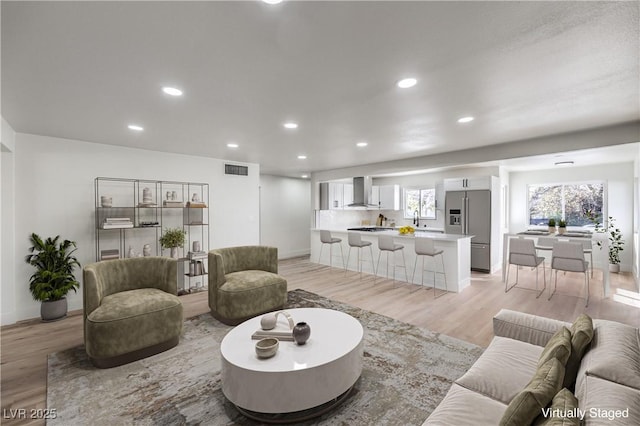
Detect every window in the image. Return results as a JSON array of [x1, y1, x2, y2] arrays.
[[404, 188, 436, 219], [527, 182, 604, 227]]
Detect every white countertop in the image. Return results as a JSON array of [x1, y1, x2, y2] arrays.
[[311, 228, 472, 241]]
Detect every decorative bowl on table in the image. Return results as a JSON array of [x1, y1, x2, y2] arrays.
[[255, 338, 279, 359], [398, 226, 415, 235]]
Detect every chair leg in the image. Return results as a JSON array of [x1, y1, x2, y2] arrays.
[[368, 246, 375, 276], [411, 256, 421, 292], [505, 264, 519, 293], [535, 263, 546, 299], [318, 243, 324, 264], [434, 253, 448, 298], [374, 251, 382, 283], [548, 270, 558, 301], [585, 272, 590, 307], [344, 247, 352, 274], [401, 250, 409, 283], [338, 243, 345, 269]]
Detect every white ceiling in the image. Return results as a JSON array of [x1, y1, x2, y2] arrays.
[[2, 1, 639, 177]]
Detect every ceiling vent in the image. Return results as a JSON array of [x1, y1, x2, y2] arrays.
[[225, 164, 248, 176]]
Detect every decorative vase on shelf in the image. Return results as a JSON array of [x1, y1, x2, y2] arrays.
[[293, 322, 311, 345], [143, 244, 151, 257], [170, 247, 178, 258], [127, 246, 136, 258]]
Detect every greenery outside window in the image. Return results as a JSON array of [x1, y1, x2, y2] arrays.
[[404, 188, 436, 219], [527, 182, 604, 227]]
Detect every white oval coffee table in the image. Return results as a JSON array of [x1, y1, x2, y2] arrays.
[[220, 307, 364, 422]]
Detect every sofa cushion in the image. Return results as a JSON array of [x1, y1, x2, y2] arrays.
[[538, 327, 572, 368], [422, 383, 506, 426], [456, 336, 543, 404], [88, 288, 181, 322], [575, 319, 640, 393], [533, 388, 580, 426], [85, 288, 183, 359], [500, 358, 565, 426], [563, 313, 594, 390], [215, 270, 288, 320], [579, 375, 640, 425]]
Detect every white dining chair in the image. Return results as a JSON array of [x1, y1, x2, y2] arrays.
[[569, 238, 594, 277], [550, 241, 590, 307], [505, 238, 546, 298]]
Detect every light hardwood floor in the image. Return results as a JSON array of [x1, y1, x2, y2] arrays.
[[1, 256, 639, 425]]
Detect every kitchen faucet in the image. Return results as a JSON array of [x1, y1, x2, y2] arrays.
[[413, 209, 420, 227]]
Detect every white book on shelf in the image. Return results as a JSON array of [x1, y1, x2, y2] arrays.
[[105, 217, 132, 222], [102, 223, 134, 229]]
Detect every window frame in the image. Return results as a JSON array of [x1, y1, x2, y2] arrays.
[[526, 180, 606, 229], [403, 187, 436, 220]]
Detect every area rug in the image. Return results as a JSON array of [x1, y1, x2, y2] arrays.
[[47, 289, 483, 425]]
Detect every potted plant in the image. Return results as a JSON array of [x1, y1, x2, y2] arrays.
[[557, 219, 567, 235], [24, 233, 81, 321], [585, 211, 624, 273], [547, 218, 556, 234], [603, 217, 624, 272], [159, 227, 186, 258]]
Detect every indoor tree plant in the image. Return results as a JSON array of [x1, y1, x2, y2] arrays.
[[585, 211, 624, 272], [159, 227, 186, 258], [547, 218, 556, 234], [24, 233, 81, 321]]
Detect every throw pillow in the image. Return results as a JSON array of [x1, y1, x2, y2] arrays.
[[500, 358, 565, 426], [534, 388, 581, 426], [538, 327, 572, 368], [563, 313, 594, 390]]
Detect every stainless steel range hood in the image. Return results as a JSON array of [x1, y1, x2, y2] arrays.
[[347, 176, 377, 207]]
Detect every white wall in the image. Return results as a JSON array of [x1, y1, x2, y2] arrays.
[[8, 133, 260, 323], [259, 175, 311, 259], [509, 162, 634, 271], [1, 117, 16, 325]]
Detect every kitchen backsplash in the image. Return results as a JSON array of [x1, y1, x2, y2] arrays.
[[316, 209, 444, 229]]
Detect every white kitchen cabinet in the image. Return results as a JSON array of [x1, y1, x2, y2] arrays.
[[329, 183, 344, 209], [372, 184, 400, 210], [443, 176, 492, 191], [343, 183, 353, 206]]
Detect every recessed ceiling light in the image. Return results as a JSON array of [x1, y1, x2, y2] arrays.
[[397, 78, 417, 89], [297, 155, 307, 160], [162, 87, 183, 96], [301, 174, 308, 179], [227, 143, 239, 148], [262, 0, 283, 4], [356, 142, 368, 147], [554, 161, 574, 167], [457, 116, 475, 123], [127, 124, 144, 131], [284, 122, 298, 129]]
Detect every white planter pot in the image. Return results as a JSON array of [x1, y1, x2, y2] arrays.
[[609, 264, 620, 273]]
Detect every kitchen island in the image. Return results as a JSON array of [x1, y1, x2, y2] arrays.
[[310, 229, 472, 293]]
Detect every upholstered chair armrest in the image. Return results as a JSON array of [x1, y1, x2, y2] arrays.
[[160, 258, 178, 295], [208, 251, 227, 290], [83, 264, 104, 317], [493, 309, 571, 347]]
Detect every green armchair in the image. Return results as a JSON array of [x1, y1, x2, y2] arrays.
[[83, 257, 183, 368], [208, 246, 287, 325]]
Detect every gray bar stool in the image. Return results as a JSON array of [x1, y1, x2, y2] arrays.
[[412, 237, 448, 297], [319, 230, 344, 269], [375, 234, 408, 284], [345, 232, 375, 278]]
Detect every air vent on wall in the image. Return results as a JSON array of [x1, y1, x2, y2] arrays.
[[225, 164, 248, 176]]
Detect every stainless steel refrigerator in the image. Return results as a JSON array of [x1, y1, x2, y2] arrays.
[[445, 190, 491, 272]]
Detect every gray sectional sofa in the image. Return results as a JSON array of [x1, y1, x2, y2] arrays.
[[425, 309, 640, 425]]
